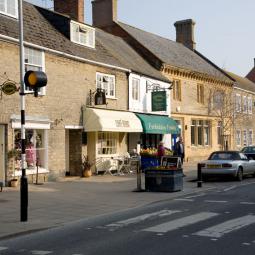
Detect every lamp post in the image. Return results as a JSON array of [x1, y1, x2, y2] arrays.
[[18, 0, 28, 222]]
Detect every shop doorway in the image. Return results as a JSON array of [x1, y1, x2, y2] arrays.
[[0, 125, 5, 183]]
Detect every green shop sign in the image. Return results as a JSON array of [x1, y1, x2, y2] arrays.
[[151, 91, 166, 111]]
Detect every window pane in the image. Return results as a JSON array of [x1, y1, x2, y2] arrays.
[[198, 126, 203, 145], [191, 126, 195, 145]]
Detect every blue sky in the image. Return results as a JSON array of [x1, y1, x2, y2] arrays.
[[26, 0, 255, 77]]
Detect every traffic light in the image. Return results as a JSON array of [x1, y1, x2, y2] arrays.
[[24, 70, 47, 97]]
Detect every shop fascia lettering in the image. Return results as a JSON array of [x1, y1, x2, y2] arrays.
[[148, 123, 175, 132], [115, 119, 130, 127]]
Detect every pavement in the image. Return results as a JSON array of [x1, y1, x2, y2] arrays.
[[0, 161, 211, 240]]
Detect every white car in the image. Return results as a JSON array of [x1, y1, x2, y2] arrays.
[[200, 151, 255, 181]]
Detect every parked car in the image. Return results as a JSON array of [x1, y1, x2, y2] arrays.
[[240, 146, 255, 160], [200, 151, 255, 181]]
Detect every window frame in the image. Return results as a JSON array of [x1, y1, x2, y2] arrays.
[[96, 72, 116, 99], [0, 0, 18, 18], [24, 47, 46, 96], [248, 129, 253, 146], [243, 96, 248, 113], [248, 97, 252, 114], [97, 132, 118, 156], [70, 21, 95, 48], [172, 79, 181, 101], [191, 119, 211, 147], [197, 84, 204, 104], [243, 129, 247, 146], [131, 77, 140, 101], [236, 129, 241, 146]]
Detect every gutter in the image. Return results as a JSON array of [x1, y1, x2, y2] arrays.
[[0, 34, 131, 73]]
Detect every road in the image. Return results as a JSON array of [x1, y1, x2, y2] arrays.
[[0, 178, 255, 255]]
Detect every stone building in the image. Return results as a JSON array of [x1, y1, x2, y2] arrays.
[[0, 0, 170, 184], [91, 0, 234, 161], [246, 59, 255, 83]]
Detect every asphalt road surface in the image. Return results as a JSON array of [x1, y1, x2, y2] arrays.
[[0, 178, 255, 255]]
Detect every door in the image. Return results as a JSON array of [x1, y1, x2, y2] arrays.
[[0, 125, 5, 183]]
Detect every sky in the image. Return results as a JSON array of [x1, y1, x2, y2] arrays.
[[26, 0, 255, 77]]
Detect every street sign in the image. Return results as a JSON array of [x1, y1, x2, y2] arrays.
[[1, 80, 17, 95]]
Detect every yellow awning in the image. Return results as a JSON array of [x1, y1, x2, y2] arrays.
[[84, 108, 143, 132]]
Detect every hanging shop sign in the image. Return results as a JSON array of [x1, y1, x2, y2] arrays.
[[151, 91, 166, 111], [1, 80, 18, 95]]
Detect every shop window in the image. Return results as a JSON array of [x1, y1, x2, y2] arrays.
[[14, 129, 47, 170], [191, 119, 211, 147], [132, 78, 140, 101], [96, 72, 115, 98], [97, 132, 118, 155], [172, 80, 181, 101], [24, 47, 45, 96], [70, 21, 95, 48], [140, 134, 162, 149], [0, 0, 18, 18]]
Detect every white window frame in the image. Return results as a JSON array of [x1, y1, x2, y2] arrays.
[[0, 0, 18, 18], [235, 94, 241, 113], [97, 132, 118, 156], [248, 97, 252, 114], [243, 130, 247, 146], [248, 129, 253, 145], [70, 21, 95, 48], [24, 47, 46, 96], [191, 119, 211, 147], [243, 96, 248, 113], [236, 129, 241, 146], [96, 72, 116, 99], [132, 78, 140, 101]]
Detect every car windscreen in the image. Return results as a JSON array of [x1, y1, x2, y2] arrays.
[[208, 152, 240, 160], [241, 147, 255, 153]]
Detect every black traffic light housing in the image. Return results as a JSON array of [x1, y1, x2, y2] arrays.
[[24, 70, 47, 97]]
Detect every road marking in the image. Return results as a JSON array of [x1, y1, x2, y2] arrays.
[[174, 198, 194, 202], [143, 212, 218, 233], [204, 200, 228, 203], [31, 251, 53, 255], [185, 193, 206, 199], [223, 186, 236, 192], [0, 247, 8, 251], [194, 215, 255, 238], [107, 210, 181, 228], [240, 202, 255, 205]]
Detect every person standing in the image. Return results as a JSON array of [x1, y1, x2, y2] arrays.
[[174, 136, 185, 164], [157, 141, 165, 165]]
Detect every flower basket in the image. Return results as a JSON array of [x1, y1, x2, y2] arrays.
[[81, 155, 94, 178]]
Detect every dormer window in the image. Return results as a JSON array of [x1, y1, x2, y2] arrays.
[[70, 21, 95, 48], [0, 0, 18, 18]]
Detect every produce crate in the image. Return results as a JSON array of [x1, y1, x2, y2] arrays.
[[145, 169, 183, 192]]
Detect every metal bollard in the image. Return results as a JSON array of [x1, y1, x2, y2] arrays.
[[136, 159, 142, 191], [197, 163, 203, 188]]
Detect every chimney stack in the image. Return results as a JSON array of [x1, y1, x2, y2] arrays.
[[54, 0, 85, 23], [174, 19, 196, 51], [92, 0, 118, 27]]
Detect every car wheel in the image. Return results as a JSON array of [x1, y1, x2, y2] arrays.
[[236, 167, 243, 181]]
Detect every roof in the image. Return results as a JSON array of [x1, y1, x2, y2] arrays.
[[118, 22, 232, 83], [0, 2, 168, 82], [246, 67, 255, 83], [226, 71, 255, 93]]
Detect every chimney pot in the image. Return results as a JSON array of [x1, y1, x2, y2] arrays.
[[174, 19, 196, 50], [54, 0, 85, 23]]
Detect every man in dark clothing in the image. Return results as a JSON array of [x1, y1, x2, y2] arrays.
[[174, 137, 185, 164]]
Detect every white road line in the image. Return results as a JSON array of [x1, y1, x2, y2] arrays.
[[174, 198, 194, 202], [240, 202, 255, 205], [223, 186, 236, 192], [107, 210, 181, 228], [194, 215, 255, 238], [0, 247, 8, 251], [143, 212, 218, 233], [185, 193, 206, 199], [31, 251, 53, 255], [204, 200, 228, 203]]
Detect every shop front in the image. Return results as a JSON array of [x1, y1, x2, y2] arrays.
[[133, 113, 180, 169], [10, 115, 50, 180], [83, 107, 143, 174]]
